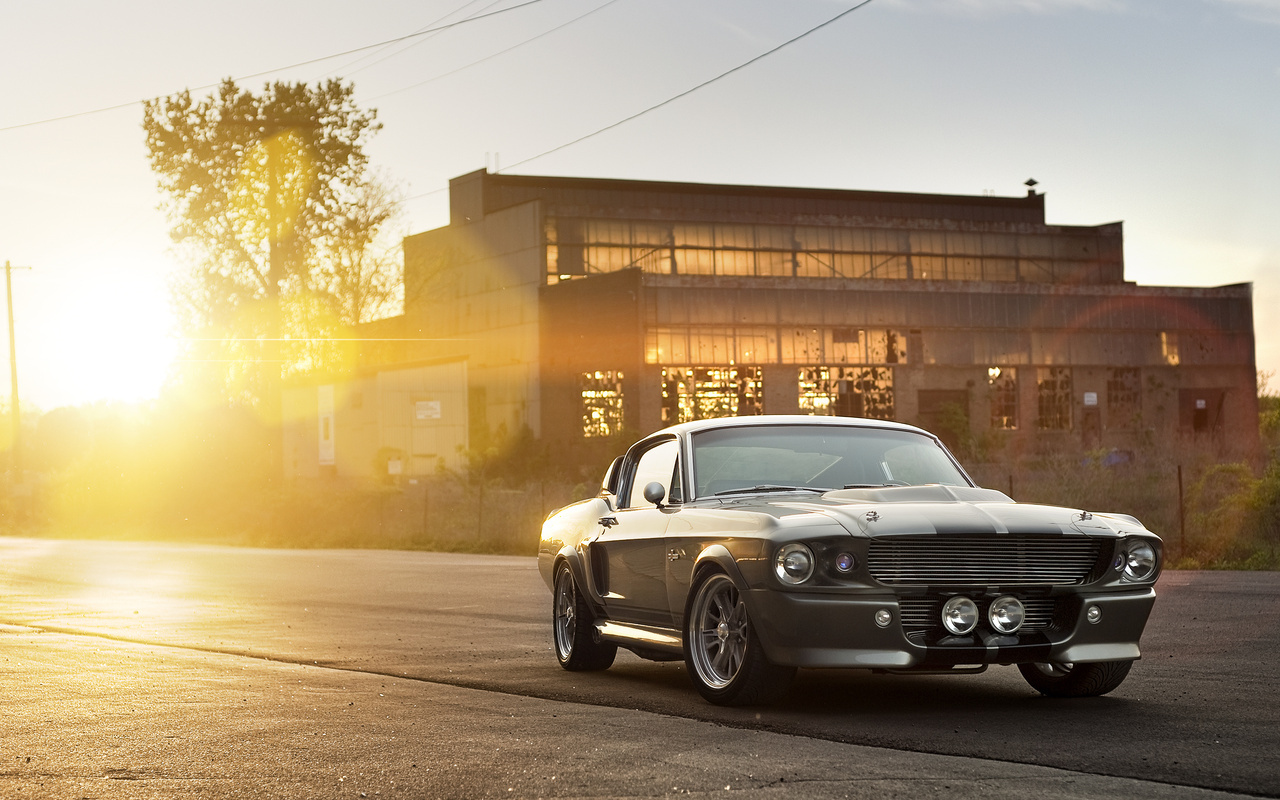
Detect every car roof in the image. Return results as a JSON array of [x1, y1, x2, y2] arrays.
[[650, 415, 934, 439]]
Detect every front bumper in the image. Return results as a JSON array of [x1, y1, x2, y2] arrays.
[[747, 586, 1156, 669]]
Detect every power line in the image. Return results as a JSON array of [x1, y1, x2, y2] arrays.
[[400, 0, 877, 204], [320, 0, 488, 78], [370, 0, 625, 101], [501, 0, 877, 172], [345, 0, 514, 80], [0, 0, 548, 134]]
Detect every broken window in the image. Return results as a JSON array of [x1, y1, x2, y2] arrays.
[[581, 371, 625, 438], [1161, 331, 1180, 366], [646, 327, 904, 366], [798, 367, 895, 420], [547, 215, 1113, 286], [661, 367, 763, 424], [645, 328, 775, 365], [1036, 367, 1073, 431], [868, 330, 904, 364], [782, 328, 826, 364], [546, 218, 673, 282], [1106, 368, 1141, 429], [988, 367, 1018, 430]]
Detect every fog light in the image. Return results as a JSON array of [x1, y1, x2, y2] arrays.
[[1086, 605, 1103, 624], [874, 608, 892, 628], [835, 552, 857, 573], [988, 595, 1025, 634], [1113, 554, 1125, 571], [941, 596, 978, 635]]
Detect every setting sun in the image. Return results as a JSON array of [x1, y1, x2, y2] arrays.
[[13, 250, 179, 410]]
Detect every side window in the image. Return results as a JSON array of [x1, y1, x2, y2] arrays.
[[600, 456, 623, 497], [627, 439, 679, 508]]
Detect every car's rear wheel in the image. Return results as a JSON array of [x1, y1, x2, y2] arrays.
[[553, 562, 616, 671], [1018, 659, 1133, 697], [683, 571, 794, 705]]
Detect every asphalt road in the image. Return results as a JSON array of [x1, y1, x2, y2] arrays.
[[1, 537, 1276, 799]]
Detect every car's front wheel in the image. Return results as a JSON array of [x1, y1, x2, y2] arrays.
[[553, 562, 616, 671], [683, 571, 794, 706], [1018, 660, 1133, 697]]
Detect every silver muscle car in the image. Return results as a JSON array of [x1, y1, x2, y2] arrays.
[[538, 416, 1161, 706]]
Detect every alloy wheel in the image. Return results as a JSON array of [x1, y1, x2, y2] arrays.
[[554, 567, 577, 660], [689, 574, 749, 689]]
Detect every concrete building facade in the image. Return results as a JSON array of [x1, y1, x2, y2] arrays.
[[296, 169, 1258, 478]]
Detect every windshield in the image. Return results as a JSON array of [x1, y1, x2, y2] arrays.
[[690, 424, 970, 498]]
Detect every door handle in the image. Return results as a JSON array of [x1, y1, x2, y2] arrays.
[[598, 516, 618, 528]]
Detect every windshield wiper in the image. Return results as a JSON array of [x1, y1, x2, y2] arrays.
[[713, 485, 828, 496], [843, 482, 910, 489]]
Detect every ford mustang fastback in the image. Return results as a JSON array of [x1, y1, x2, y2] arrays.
[[538, 415, 1161, 705]]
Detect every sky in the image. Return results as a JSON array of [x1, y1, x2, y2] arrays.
[[2, 0, 1277, 411]]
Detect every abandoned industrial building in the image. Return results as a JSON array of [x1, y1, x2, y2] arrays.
[[283, 170, 1258, 479]]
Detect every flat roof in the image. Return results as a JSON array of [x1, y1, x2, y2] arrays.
[[454, 169, 1051, 226]]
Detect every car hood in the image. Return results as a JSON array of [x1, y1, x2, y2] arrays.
[[746, 484, 1143, 537]]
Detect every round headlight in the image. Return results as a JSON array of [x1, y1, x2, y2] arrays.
[[941, 596, 978, 635], [1123, 540, 1157, 581], [774, 543, 815, 585], [988, 595, 1025, 634]]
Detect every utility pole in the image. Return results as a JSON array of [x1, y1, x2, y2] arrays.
[[4, 261, 29, 476]]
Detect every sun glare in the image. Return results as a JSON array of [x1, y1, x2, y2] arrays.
[[22, 252, 181, 409], [69, 320, 180, 405]]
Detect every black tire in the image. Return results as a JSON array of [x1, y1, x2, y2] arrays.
[[552, 562, 616, 671], [683, 571, 795, 706], [1018, 660, 1133, 697]]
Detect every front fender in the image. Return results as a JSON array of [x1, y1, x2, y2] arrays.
[[539, 496, 612, 591], [673, 544, 756, 632], [691, 544, 751, 592], [551, 544, 611, 619]]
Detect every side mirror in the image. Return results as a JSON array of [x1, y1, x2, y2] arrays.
[[642, 481, 667, 508]]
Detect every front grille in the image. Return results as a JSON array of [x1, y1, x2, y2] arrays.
[[898, 596, 1057, 633], [868, 535, 1101, 586]]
